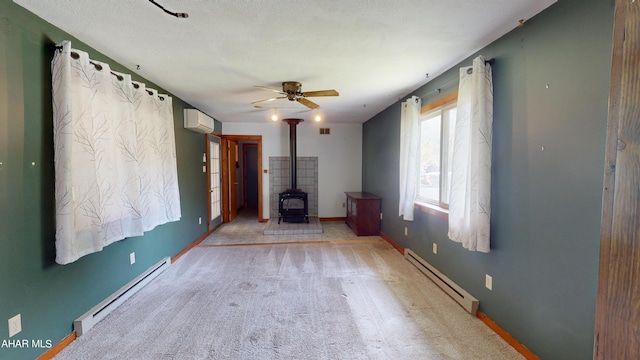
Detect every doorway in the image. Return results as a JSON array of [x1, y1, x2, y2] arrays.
[[243, 143, 259, 210], [220, 135, 263, 223]]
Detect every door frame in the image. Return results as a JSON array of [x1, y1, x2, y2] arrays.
[[594, 1, 640, 358], [220, 134, 263, 222]]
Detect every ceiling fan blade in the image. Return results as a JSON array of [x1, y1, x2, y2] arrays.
[[301, 90, 339, 97], [297, 98, 320, 109], [254, 105, 300, 109], [251, 96, 286, 104], [254, 85, 286, 95]]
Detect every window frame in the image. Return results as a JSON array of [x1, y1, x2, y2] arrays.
[[414, 91, 458, 219]]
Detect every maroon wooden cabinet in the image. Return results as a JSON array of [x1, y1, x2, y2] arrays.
[[345, 192, 381, 236]]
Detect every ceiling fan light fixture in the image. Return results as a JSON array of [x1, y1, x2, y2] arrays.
[[253, 81, 338, 110]]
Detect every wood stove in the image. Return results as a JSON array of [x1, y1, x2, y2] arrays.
[[278, 118, 309, 224], [279, 189, 308, 223]]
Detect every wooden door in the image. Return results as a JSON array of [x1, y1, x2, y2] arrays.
[[229, 140, 238, 221], [594, 1, 640, 359]]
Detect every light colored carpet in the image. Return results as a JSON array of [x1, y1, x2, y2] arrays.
[[54, 213, 523, 359], [201, 210, 379, 246]]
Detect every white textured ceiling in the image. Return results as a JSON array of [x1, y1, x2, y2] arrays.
[[14, 0, 555, 124]]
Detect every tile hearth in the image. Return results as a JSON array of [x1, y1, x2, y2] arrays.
[[263, 217, 323, 235]]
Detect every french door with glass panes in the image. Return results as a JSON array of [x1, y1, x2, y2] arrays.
[[208, 135, 222, 231]]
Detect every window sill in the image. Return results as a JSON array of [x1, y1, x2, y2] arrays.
[[414, 201, 449, 220]]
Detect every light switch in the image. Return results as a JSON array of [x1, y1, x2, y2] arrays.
[[8, 314, 21, 338], [485, 274, 492, 290]]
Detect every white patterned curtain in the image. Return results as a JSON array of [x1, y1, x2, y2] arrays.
[[52, 41, 181, 264], [399, 96, 421, 221], [448, 56, 493, 252]]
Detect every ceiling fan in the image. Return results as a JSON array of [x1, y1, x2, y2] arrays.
[[252, 81, 339, 109]]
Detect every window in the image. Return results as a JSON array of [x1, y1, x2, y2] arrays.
[[417, 98, 457, 209]]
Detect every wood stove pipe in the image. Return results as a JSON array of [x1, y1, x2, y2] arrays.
[[283, 118, 303, 190]]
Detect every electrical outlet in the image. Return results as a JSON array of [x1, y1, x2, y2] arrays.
[[433, 243, 438, 254], [8, 314, 21, 338], [485, 274, 493, 290], [404, 227, 408, 236], [198, 217, 202, 225], [202, 165, 206, 173], [130, 252, 136, 265]]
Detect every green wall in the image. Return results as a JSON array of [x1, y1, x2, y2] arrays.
[[0, 1, 220, 359], [363, 0, 613, 358]]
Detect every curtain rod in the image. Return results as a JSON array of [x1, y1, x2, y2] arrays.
[[48, 43, 493, 101], [424, 57, 495, 95], [48, 44, 164, 100]]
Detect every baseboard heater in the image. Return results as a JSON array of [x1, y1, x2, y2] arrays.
[[404, 248, 479, 315], [74, 256, 171, 336]]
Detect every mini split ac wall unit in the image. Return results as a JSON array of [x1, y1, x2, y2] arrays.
[[184, 109, 214, 133]]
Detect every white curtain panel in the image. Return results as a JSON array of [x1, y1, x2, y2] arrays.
[[398, 96, 421, 221], [448, 56, 493, 252], [51, 41, 181, 265]]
